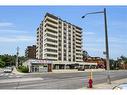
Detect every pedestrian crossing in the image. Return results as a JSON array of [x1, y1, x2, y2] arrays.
[[0, 73, 22, 78]]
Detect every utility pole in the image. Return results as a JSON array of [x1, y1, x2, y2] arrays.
[[16, 47, 19, 68], [82, 8, 111, 84], [104, 8, 111, 84]]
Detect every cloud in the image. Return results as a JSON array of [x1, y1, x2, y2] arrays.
[[86, 47, 104, 52], [0, 22, 35, 43], [84, 32, 95, 35], [0, 29, 29, 34], [0, 22, 15, 27], [109, 21, 126, 28], [0, 35, 35, 42], [109, 37, 127, 44]]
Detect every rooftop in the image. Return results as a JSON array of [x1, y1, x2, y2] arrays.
[[44, 12, 82, 30]]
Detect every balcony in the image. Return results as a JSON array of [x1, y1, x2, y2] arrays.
[[45, 16, 58, 24], [76, 49, 82, 52], [76, 59, 83, 62], [46, 25, 58, 33], [75, 27, 82, 32], [44, 43, 57, 49], [76, 36, 82, 40], [46, 41, 58, 46], [44, 54, 58, 60], [76, 40, 82, 44], [46, 33, 57, 38], [46, 29, 58, 36], [76, 44, 82, 48], [45, 46, 58, 51], [46, 21, 58, 28], [44, 56, 58, 61], [45, 35, 58, 42], [45, 51, 58, 55], [76, 53, 82, 56], [76, 33, 82, 38]]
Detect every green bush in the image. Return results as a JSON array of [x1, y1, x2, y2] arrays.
[[18, 66, 29, 73]]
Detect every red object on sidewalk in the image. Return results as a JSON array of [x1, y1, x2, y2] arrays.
[[88, 79, 93, 88]]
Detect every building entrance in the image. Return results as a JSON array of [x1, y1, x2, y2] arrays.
[[32, 65, 39, 72]]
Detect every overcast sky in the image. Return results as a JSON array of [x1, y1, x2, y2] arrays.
[[0, 6, 127, 59]]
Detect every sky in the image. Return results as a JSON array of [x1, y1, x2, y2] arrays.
[[0, 6, 127, 59]]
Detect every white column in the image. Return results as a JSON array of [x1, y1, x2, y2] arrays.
[[61, 21, 64, 62], [66, 24, 69, 62], [43, 22, 46, 59], [71, 26, 73, 62], [64, 64, 66, 69]]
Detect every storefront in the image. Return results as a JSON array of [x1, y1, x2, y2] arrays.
[[23, 59, 52, 72], [78, 62, 98, 69], [52, 61, 98, 70]]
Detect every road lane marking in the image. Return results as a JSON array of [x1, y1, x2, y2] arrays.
[[5, 73, 9, 76], [10, 73, 14, 76], [0, 73, 4, 76], [0, 78, 43, 84], [16, 76, 21, 78], [8, 76, 13, 78]]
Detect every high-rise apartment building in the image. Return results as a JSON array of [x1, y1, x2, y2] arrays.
[[25, 45, 36, 59], [36, 13, 83, 69]]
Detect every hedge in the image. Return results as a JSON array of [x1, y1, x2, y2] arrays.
[[18, 66, 29, 73]]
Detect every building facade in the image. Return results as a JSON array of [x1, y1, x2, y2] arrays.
[[36, 13, 83, 69], [23, 59, 52, 72], [25, 45, 36, 59], [83, 56, 106, 69]]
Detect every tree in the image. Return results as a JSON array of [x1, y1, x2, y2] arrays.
[[120, 56, 127, 61], [0, 59, 5, 68], [117, 55, 127, 69], [109, 59, 116, 70], [0, 54, 27, 67], [83, 50, 89, 61], [18, 56, 27, 66]]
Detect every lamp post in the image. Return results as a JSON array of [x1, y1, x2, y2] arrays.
[[82, 8, 111, 84]]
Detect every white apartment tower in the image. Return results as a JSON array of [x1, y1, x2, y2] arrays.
[[36, 13, 83, 69]]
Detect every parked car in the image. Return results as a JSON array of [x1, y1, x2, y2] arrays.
[[113, 83, 127, 90], [3, 67, 13, 73]]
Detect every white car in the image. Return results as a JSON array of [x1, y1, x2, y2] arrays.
[[3, 67, 13, 73], [113, 83, 127, 90]]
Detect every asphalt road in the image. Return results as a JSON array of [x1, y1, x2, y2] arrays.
[[0, 70, 127, 89]]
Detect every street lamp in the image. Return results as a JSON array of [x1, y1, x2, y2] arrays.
[[82, 8, 111, 84]]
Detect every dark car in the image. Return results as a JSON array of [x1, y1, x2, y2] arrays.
[[78, 67, 85, 71]]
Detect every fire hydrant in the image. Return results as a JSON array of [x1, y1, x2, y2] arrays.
[[88, 78, 93, 88]]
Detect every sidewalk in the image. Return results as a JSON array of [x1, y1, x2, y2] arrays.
[[81, 78, 127, 89], [12, 67, 27, 75], [23, 69, 105, 75], [52, 69, 105, 73]]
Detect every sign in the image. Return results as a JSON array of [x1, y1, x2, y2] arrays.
[[29, 59, 52, 64]]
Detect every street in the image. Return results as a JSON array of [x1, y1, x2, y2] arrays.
[[0, 70, 127, 89]]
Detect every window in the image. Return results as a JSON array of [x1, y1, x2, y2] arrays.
[[46, 49, 57, 52], [47, 54, 57, 57], [47, 44, 57, 48]]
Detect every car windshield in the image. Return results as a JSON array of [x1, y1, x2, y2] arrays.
[[113, 83, 127, 90], [119, 84, 127, 88], [5, 67, 12, 69]]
